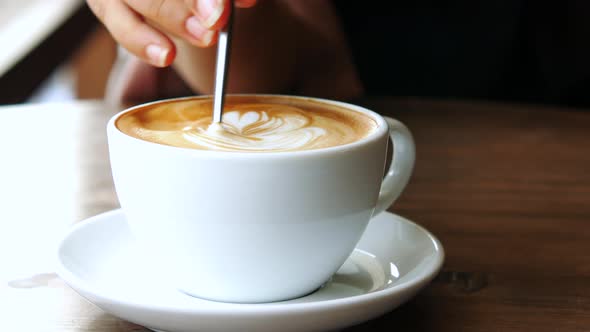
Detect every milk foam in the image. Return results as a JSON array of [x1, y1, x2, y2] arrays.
[[183, 109, 331, 152], [116, 98, 376, 152]]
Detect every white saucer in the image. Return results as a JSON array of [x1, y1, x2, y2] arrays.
[[57, 210, 444, 332]]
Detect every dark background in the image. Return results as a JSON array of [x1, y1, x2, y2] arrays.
[[335, 0, 590, 108]]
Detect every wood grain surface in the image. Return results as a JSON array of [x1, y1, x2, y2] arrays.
[[0, 99, 588, 331], [355, 99, 590, 332]]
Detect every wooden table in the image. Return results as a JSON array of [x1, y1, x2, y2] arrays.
[[0, 99, 588, 331]]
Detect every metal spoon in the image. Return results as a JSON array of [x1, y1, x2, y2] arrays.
[[211, 2, 234, 123]]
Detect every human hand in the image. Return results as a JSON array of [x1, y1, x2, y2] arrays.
[[87, 0, 256, 67]]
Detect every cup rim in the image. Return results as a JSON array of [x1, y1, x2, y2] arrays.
[[107, 94, 389, 159]]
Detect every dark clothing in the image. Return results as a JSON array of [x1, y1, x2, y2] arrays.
[[334, 1, 590, 108]]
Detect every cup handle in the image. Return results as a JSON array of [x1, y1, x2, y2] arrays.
[[374, 117, 416, 216]]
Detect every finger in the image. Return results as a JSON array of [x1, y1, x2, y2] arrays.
[[235, 0, 256, 8], [125, 0, 215, 47], [87, 0, 175, 67], [185, 17, 219, 46], [185, 0, 231, 30]]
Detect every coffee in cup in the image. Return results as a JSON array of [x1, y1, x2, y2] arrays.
[[116, 95, 377, 152]]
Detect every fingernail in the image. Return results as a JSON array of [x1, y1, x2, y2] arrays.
[[186, 16, 216, 45], [197, 0, 223, 28], [201, 30, 215, 46], [146, 44, 169, 66]]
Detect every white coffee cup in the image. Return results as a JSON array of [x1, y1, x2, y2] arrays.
[[107, 95, 415, 303]]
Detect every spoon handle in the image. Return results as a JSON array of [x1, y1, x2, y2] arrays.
[[212, 3, 234, 123]]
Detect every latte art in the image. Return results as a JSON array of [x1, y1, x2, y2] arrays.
[[183, 106, 358, 151], [116, 96, 377, 152]]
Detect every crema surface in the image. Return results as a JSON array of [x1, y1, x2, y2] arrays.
[[116, 96, 377, 152]]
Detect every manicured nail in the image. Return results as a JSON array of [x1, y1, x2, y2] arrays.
[[186, 16, 216, 45], [197, 0, 223, 28], [146, 44, 169, 66], [201, 30, 215, 46]]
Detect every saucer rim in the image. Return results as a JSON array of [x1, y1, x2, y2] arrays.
[[56, 209, 444, 314]]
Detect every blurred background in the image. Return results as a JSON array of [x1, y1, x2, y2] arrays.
[[0, 0, 114, 104], [2, 0, 590, 107]]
